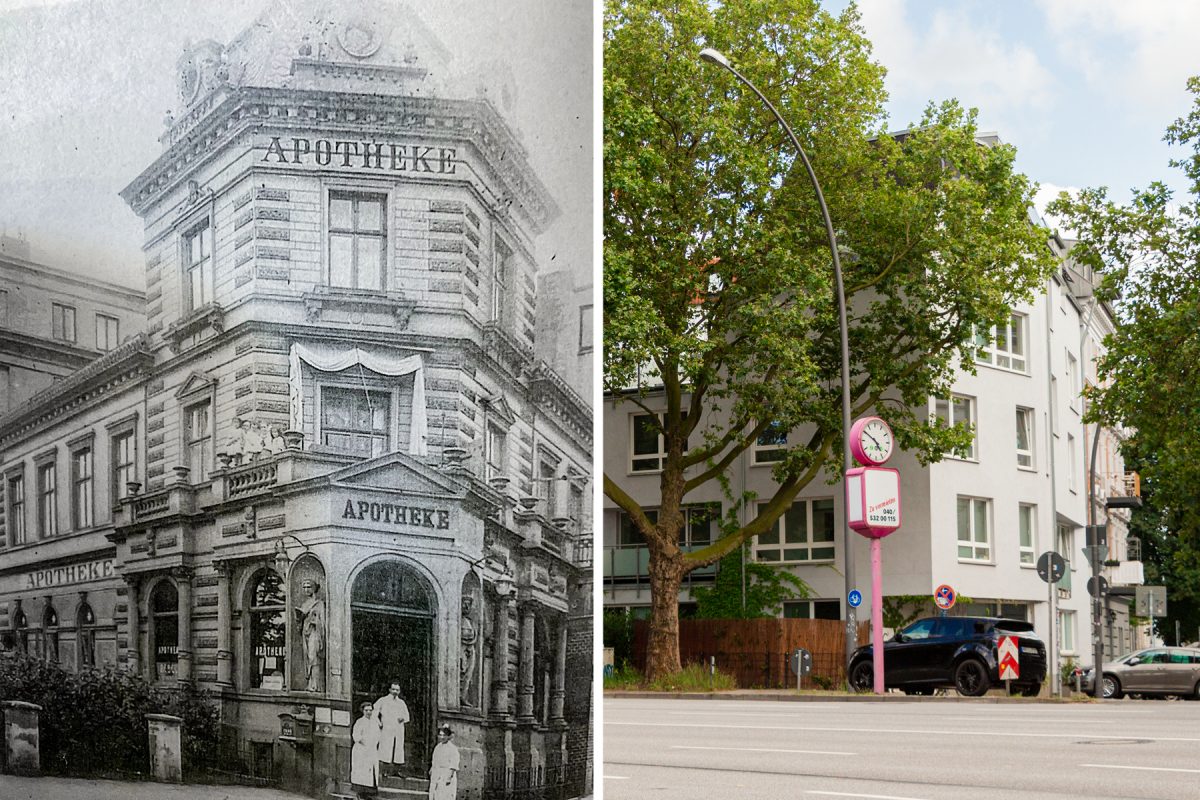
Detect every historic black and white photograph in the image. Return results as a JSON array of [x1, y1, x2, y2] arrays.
[[0, 1, 594, 798]]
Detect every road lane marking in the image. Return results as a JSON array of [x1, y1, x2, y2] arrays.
[[806, 792, 931, 800], [671, 745, 856, 756], [607, 721, 1200, 743], [604, 775, 631, 780], [1080, 764, 1200, 774]]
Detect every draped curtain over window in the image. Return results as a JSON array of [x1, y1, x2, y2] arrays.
[[288, 343, 427, 456]]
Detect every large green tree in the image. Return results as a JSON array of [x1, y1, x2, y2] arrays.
[[604, 0, 1057, 680], [1048, 77, 1200, 642]]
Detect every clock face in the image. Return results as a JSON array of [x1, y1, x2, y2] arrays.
[[855, 417, 894, 465]]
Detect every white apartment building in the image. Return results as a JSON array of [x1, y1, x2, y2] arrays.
[[602, 226, 1147, 683]]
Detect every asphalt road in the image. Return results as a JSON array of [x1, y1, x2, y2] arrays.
[[604, 696, 1200, 800]]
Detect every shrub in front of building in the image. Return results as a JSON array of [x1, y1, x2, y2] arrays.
[[0, 655, 219, 778]]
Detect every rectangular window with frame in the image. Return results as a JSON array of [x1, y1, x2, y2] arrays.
[[112, 430, 136, 503], [320, 386, 391, 457], [329, 192, 386, 291], [485, 423, 507, 481], [783, 599, 841, 620], [616, 504, 716, 549], [184, 402, 211, 481], [578, 304, 593, 354], [51, 303, 76, 342], [183, 221, 212, 312], [1067, 433, 1078, 491], [70, 446, 93, 530], [956, 496, 991, 562], [1059, 609, 1076, 653], [752, 421, 788, 464], [1056, 522, 1074, 592], [1016, 407, 1035, 469], [37, 461, 57, 538], [975, 313, 1027, 372], [95, 314, 120, 351], [1018, 503, 1037, 565], [629, 412, 687, 473], [934, 394, 976, 460], [7, 472, 25, 546], [754, 498, 836, 563], [1067, 351, 1080, 411]]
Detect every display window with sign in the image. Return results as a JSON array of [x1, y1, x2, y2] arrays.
[[248, 569, 287, 690], [151, 580, 179, 681]]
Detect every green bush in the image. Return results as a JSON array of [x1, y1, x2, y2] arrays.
[[602, 610, 636, 666], [0, 655, 219, 778], [603, 663, 646, 690], [603, 662, 738, 692]]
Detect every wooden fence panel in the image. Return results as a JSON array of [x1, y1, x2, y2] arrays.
[[633, 618, 870, 687]]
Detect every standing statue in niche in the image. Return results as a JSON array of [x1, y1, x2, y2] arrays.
[[297, 577, 326, 692], [459, 595, 478, 706]]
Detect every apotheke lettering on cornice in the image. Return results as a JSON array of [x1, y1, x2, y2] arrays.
[[263, 136, 457, 174], [25, 558, 115, 590], [342, 497, 451, 530]]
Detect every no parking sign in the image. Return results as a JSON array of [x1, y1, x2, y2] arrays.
[[934, 583, 956, 611]]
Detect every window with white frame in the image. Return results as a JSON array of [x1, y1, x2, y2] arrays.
[[493, 236, 513, 325], [616, 504, 717, 549], [1067, 352, 1080, 411], [1067, 433, 1078, 491], [183, 401, 212, 481], [752, 421, 788, 464], [934, 394, 976, 459], [975, 313, 1027, 372], [70, 445, 93, 530], [51, 303, 76, 342], [1057, 524, 1074, 573], [783, 599, 841, 620], [1059, 609, 1076, 653], [956, 496, 991, 562], [96, 314, 120, 351], [37, 460, 57, 538], [183, 220, 212, 312], [6, 471, 25, 546], [328, 192, 386, 290], [1015, 407, 1035, 469], [754, 498, 835, 563], [1018, 503, 1037, 565], [629, 412, 686, 472], [485, 422, 507, 481], [112, 429, 136, 503]]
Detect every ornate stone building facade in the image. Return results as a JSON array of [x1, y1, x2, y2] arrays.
[[0, 3, 592, 797]]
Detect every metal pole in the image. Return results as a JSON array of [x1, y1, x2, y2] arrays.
[[699, 48, 857, 680], [1089, 422, 1103, 699]]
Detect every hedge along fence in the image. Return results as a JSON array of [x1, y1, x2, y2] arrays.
[[632, 618, 870, 688], [0, 655, 220, 778]]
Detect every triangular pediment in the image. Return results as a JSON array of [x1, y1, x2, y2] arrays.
[[327, 451, 465, 499], [483, 395, 516, 427], [175, 371, 216, 399]]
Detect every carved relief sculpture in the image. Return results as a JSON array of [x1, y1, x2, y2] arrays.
[[297, 577, 326, 692], [460, 594, 478, 706]]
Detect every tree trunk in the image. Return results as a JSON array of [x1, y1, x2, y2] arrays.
[[645, 551, 685, 681]]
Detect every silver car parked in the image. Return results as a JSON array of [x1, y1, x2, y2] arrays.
[[1082, 647, 1200, 700]]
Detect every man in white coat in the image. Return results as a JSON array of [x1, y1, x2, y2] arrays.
[[428, 724, 459, 800], [350, 701, 379, 799], [374, 681, 411, 778]]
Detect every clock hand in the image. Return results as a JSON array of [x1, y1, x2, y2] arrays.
[[864, 431, 882, 448]]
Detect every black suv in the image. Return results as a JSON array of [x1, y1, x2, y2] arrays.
[[848, 616, 1047, 697]]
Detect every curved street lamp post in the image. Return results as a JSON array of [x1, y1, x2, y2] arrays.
[[698, 48, 858, 681]]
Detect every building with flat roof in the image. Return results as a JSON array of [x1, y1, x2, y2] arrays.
[[0, 2, 592, 796]]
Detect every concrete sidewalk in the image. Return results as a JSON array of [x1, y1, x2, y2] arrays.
[[0, 775, 307, 800], [605, 688, 1093, 702]]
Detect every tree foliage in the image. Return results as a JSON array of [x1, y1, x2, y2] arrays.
[[690, 550, 811, 619], [604, 0, 1057, 679], [1047, 76, 1200, 644]]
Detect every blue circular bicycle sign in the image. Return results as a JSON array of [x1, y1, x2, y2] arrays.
[[847, 589, 862, 608]]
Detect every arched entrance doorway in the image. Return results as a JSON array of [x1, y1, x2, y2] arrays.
[[351, 560, 436, 771]]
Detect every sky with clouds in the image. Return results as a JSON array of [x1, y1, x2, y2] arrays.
[[0, 0, 591, 291], [826, 0, 1199, 231]]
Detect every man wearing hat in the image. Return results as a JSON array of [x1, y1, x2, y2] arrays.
[[428, 723, 460, 800]]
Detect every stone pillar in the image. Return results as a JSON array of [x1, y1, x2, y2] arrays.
[[215, 563, 233, 687], [1, 701, 41, 776], [517, 605, 536, 724], [490, 593, 512, 720], [124, 577, 141, 676], [145, 713, 183, 783], [174, 568, 193, 683], [550, 616, 567, 727]]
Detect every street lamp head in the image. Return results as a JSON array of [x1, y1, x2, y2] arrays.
[[698, 47, 730, 69]]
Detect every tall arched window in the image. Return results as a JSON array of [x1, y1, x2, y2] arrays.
[[77, 601, 96, 669], [249, 570, 287, 689], [150, 581, 179, 681], [42, 603, 59, 663]]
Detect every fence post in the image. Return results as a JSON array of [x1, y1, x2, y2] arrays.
[[1, 700, 41, 776]]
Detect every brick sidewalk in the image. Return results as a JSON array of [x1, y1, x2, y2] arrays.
[[0, 775, 307, 800]]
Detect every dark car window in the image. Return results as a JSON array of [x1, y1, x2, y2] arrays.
[[901, 618, 938, 640], [1142, 650, 1168, 664], [994, 619, 1035, 634]]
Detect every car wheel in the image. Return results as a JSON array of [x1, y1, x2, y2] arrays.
[[849, 660, 874, 693], [1193, 681, 1200, 701], [954, 659, 991, 697], [1101, 674, 1123, 699]]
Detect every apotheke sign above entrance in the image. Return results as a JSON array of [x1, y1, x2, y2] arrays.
[[24, 558, 115, 590], [341, 496, 451, 531], [263, 136, 458, 174]]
